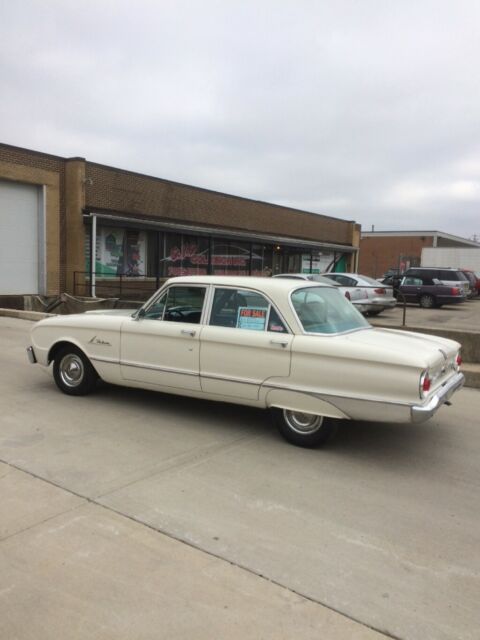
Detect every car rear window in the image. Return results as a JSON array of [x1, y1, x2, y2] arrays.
[[291, 287, 370, 334]]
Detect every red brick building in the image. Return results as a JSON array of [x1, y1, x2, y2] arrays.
[[359, 230, 479, 278], [0, 142, 360, 298]]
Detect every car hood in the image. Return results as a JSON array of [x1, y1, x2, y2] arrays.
[[83, 308, 138, 316]]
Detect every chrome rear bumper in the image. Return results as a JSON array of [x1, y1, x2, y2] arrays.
[[26, 346, 37, 364], [411, 372, 464, 423]]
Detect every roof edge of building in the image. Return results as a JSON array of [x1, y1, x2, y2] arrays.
[[0, 141, 357, 227], [86, 159, 355, 225], [361, 230, 480, 247]]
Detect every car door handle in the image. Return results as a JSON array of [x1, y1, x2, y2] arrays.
[[270, 339, 289, 348], [181, 329, 196, 337]]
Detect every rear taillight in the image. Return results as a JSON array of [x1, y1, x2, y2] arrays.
[[456, 353, 462, 369], [374, 288, 386, 295], [345, 291, 351, 300], [420, 370, 431, 397], [451, 287, 460, 295]]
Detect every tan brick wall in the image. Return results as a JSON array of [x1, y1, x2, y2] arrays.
[[359, 235, 434, 278], [1, 143, 358, 296], [65, 159, 86, 293], [85, 163, 354, 246], [0, 144, 66, 293]]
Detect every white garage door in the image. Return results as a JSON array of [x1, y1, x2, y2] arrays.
[[0, 180, 43, 295]]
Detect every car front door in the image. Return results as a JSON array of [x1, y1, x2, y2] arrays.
[[200, 287, 292, 400], [399, 277, 423, 302], [120, 285, 207, 391]]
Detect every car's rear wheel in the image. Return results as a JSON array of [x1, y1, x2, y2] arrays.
[[419, 294, 435, 309], [271, 408, 338, 448], [53, 345, 98, 396]]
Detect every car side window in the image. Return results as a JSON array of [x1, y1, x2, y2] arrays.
[[334, 275, 356, 286], [144, 286, 206, 323], [143, 291, 167, 320], [209, 287, 287, 332], [267, 307, 288, 333], [403, 277, 422, 286]]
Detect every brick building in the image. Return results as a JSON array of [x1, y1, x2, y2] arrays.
[[0, 142, 360, 299], [359, 230, 480, 279]]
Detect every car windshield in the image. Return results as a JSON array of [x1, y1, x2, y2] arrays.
[[291, 287, 370, 334]]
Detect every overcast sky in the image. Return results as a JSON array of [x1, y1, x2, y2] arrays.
[[1, 1, 480, 238]]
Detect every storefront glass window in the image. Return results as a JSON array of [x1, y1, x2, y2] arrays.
[[251, 244, 273, 276], [95, 226, 147, 277], [161, 234, 209, 277], [211, 240, 250, 275], [146, 231, 159, 277]]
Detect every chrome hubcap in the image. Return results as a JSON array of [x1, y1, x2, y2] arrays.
[[283, 410, 324, 434], [59, 354, 84, 387]]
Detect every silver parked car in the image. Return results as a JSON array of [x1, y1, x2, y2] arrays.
[[321, 273, 397, 315], [273, 273, 369, 314]]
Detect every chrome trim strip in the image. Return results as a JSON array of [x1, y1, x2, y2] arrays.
[[201, 371, 261, 386], [90, 355, 119, 365], [93, 355, 263, 386], [411, 372, 465, 423], [120, 360, 200, 378]]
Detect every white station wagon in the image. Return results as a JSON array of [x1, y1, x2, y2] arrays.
[[27, 276, 465, 447]]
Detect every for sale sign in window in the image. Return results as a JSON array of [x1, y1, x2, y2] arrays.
[[237, 307, 267, 331]]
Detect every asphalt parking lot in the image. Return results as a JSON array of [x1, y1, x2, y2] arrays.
[[370, 296, 480, 332], [1, 317, 479, 640]]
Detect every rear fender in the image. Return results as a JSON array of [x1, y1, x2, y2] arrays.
[[265, 389, 348, 420]]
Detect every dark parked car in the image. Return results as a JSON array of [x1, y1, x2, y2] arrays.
[[398, 276, 466, 308], [381, 274, 403, 293], [403, 267, 470, 297], [460, 270, 479, 298]]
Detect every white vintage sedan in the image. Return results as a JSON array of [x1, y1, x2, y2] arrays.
[[27, 276, 464, 447]]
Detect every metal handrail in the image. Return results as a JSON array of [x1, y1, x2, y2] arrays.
[[73, 272, 160, 301], [72, 272, 408, 324]]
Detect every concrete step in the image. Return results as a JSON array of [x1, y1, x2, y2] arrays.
[[461, 362, 480, 389]]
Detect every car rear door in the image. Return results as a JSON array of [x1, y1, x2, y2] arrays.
[[199, 286, 292, 400]]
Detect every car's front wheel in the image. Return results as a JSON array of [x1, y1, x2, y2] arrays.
[[271, 409, 338, 448], [53, 345, 98, 396]]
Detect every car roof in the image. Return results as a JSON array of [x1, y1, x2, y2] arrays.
[[273, 273, 338, 285], [407, 266, 461, 271], [164, 275, 332, 293]]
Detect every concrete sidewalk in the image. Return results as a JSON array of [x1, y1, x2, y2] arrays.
[[0, 461, 387, 640], [2, 316, 480, 640]]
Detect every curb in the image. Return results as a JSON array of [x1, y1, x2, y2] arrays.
[[0, 308, 55, 321]]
